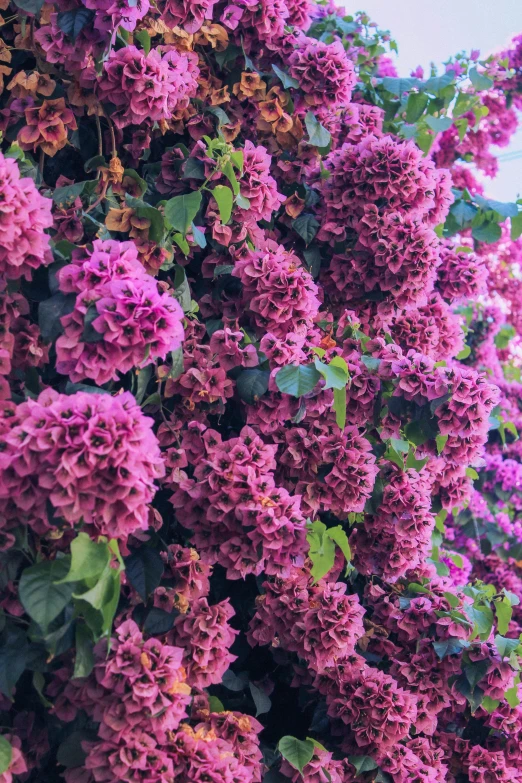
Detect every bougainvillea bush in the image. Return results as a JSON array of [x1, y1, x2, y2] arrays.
[[2, 1, 522, 781]]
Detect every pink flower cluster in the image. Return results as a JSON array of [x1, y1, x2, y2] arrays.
[[278, 420, 378, 517], [319, 134, 452, 240], [437, 241, 488, 301], [288, 37, 356, 109], [0, 389, 164, 542], [0, 151, 52, 280], [236, 141, 286, 223], [96, 46, 199, 128], [248, 567, 365, 671], [171, 597, 238, 688], [232, 242, 320, 337], [169, 423, 307, 579], [350, 464, 435, 581], [55, 239, 184, 385]]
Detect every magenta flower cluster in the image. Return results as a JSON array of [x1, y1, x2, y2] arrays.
[[55, 239, 184, 385]]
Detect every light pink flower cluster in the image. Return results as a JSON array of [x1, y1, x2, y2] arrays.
[[0, 151, 52, 280], [169, 423, 307, 579], [288, 38, 356, 109], [248, 567, 365, 671], [232, 242, 320, 337], [96, 46, 199, 128], [55, 239, 184, 385], [0, 389, 164, 542]]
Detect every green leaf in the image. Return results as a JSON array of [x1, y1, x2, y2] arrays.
[[125, 196, 164, 244], [73, 623, 95, 679], [511, 212, 522, 241], [482, 695, 500, 713], [495, 324, 516, 349], [73, 565, 121, 639], [125, 548, 164, 603], [191, 223, 207, 248], [53, 181, 87, 207], [0, 626, 28, 697], [495, 634, 520, 658], [173, 233, 190, 256], [169, 347, 184, 380], [456, 675, 484, 713], [307, 521, 336, 582], [208, 695, 225, 713], [207, 105, 230, 128], [382, 76, 421, 95], [236, 369, 270, 404], [451, 200, 478, 227], [0, 736, 12, 775], [464, 660, 489, 691], [432, 638, 470, 658], [38, 293, 76, 343], [57, 7, 94, 39], [472, 221, 502, 244], [454, 117, 469, 142], [275, 364, 321, 397], [223, 161, 239, 196], [405, 92, 429, 123], [465, 467, 479, 481], [456, 345, 471, 360], [361, 355, 381, 372], [425, 115, 453, 133], [249, 682, 271, 716], [19, 559, 74, 632], [405, 451, 428, 471], [212, 185, 233, 224], [272, 64, 299, 89], [57, 533, 111, 584], [164, 191, 202, 235], [230, 150, 243, 172], [57, 731, 90, 769], [134, 29, 151, 54], [349, 756, 378, 775], [333, 387, 347, 430], [326, 526, 351, 565], [183, 158, 206, 180], [465, 604, 494, 640], [423, 72, 455, 94], [506, 682, 521, 708], [236, 193, 251, 210], [495, 598, 513, 636], [304, 112, 331, 148], [293, 214, 319, 245], [436, 434, 448, 454], [469, 66, 494, 91], [143, 607, 178, 635], [313, 356, 348, 390], [278, 737, 315, 773]]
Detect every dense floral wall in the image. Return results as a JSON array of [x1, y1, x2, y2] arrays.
[[1, 1, 522, 781]]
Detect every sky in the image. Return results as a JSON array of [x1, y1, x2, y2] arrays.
[[351, 0, 522, 200]]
